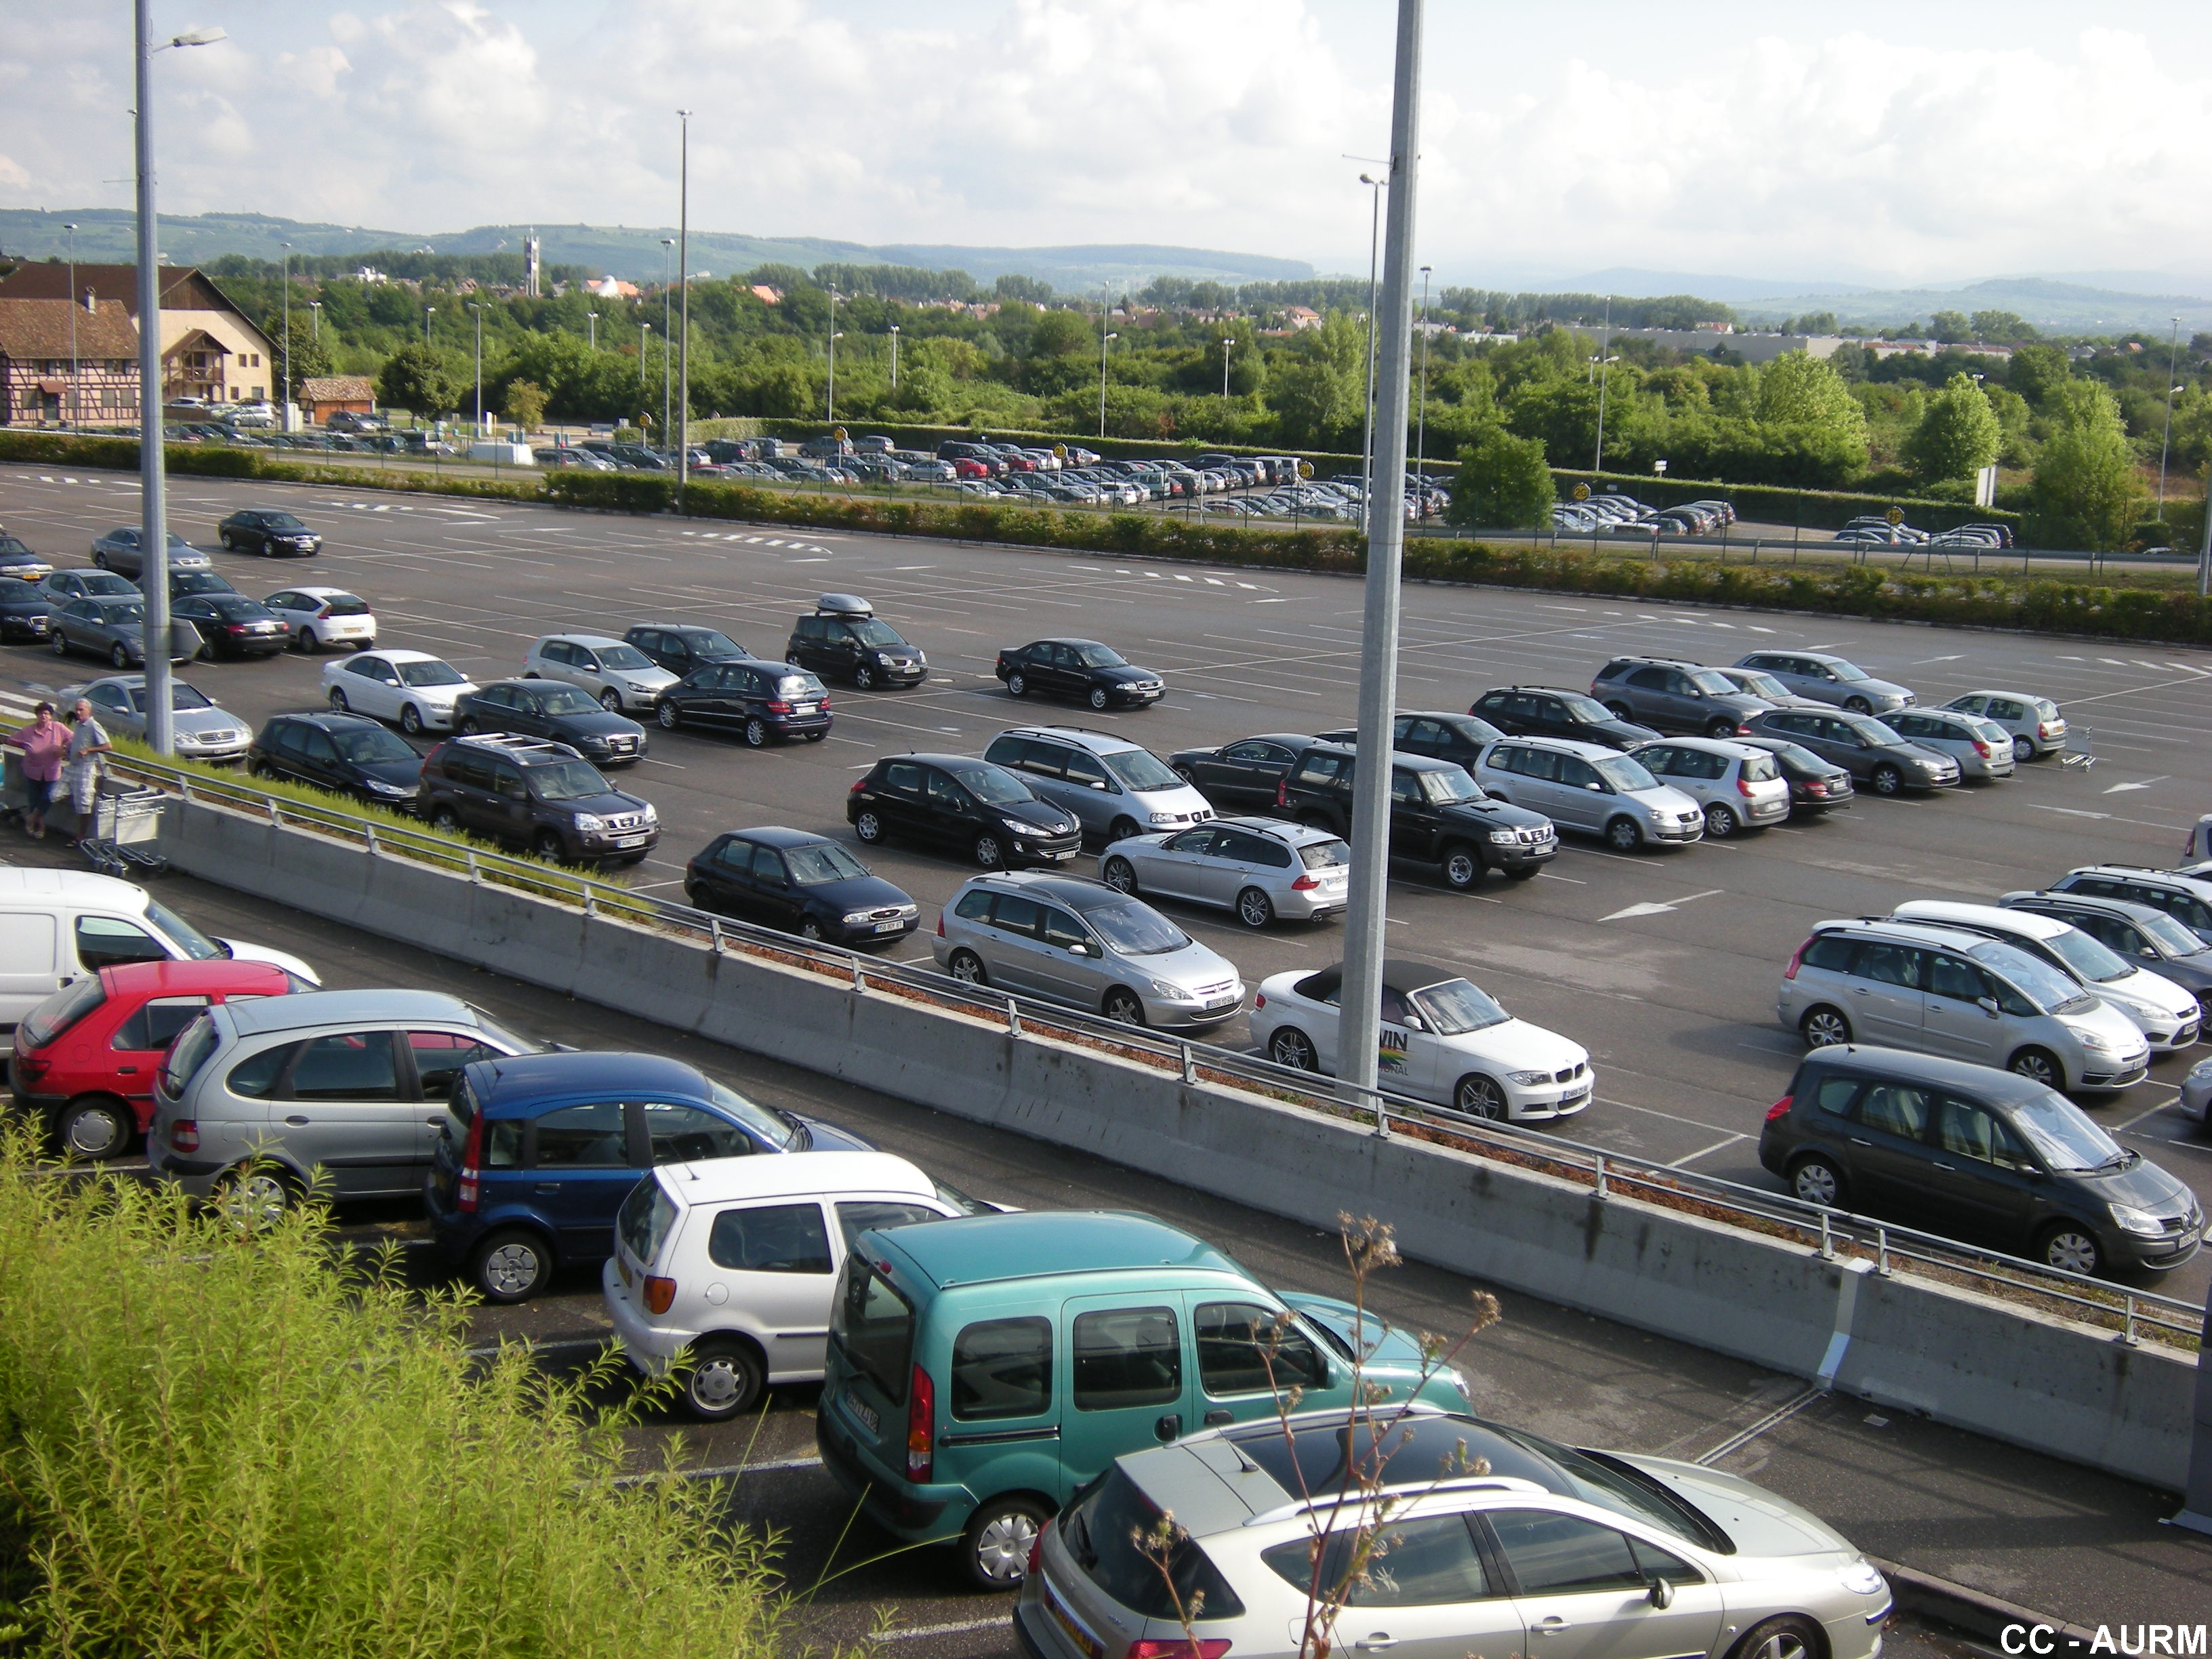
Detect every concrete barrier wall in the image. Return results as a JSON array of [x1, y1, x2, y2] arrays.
[[161, 799, 2195, 1488]]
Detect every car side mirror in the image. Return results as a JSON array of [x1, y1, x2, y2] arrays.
[[1977, 996, 2000, 1017], [1091, 779, 1110, 791], [1647, 1578, 1674, 1610], [1067, 942, 1090, 957], [1401, 1014, 1425, 1033], [1587, 781, 1606, 792]]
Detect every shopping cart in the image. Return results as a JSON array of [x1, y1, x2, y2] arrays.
[[2058, 725, 2096, 770], [77, 782, 169, 879]]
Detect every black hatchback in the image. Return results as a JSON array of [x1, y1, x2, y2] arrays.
[[685, 827, 919, 947], [1759, 1044, 2202, 1278], [456, 678, 647, 767], [248, 711, 423, 809], [1470, 686, 1658, 751], [655, 656, 832, 747], [847, 753, 1082, 870], [996, 638, 1164, 710], [1734, 735, 1856, 814], [217, 508, 321, 556], [623, 621, 747, 680], [173, 592, 288, 659]]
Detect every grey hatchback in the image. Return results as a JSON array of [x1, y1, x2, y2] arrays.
[[1733, 650, 1914, 715], [1742, 708, 1958, 795], [1591, 655, 1775, 737]]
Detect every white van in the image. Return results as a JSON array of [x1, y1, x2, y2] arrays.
[[0, 867, 319, 1042]]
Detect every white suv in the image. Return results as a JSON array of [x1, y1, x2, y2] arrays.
[[524, 634, 678, 714]]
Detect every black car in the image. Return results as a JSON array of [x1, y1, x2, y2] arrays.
[[1469, 686, 1660, 751], [173, 592, 288, 659], [1734, 735, 1855, 814], [1313, 711, 1508, 777], [623, 621, 747, 681], [1590, 656, 1774, 738], [417, 733, 658, 865], [1276, 741, 1556, 888], [785, 594, 928, 690], [1169, 733, 1315, 812], [2003, 889, 2212, 1012], [1759, 1044, 2201, 1278], [217, 508, 322, 556], [456, 678, 648, 766], [155, 569, 239, 598], [0, 532, 52, 583], [685, 827, 920, 947], [847, 752, 1082, 871], [997, 638, 1164, 710], [655, 655, 832, 747], [1742, 708, 1958, 795], [0, 581, 51, 642], [248, 712, 423, 810]]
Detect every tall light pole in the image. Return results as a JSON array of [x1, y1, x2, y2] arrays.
[[2160, 315, 2182, 518], [424, 304, 434, 343], [586, 310, 597, 350], [279, 241, 292, 424], [888, 324, 899, 391], [1221, 335, 1236, 400], [308, 300, 321, 341], [1099, 327, 1118, 438], [661, 237, 675, 443], [1415, 264, 1431, 507], [640, 323, 650, 402], [135, 13, 226, 754], [64, 222, 77, 428], [468, 302, 485, 435], [1591, 295, 1616, 474], [1337, 0, 1426, 1114], [827, 286, 843, 423], [676, 109, 691, 499], [1357, 171, 1385, 534]]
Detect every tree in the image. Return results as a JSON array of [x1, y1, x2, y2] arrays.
[[501, 378, 548, 430], [1750, 351, 1870, 484], [2008, 343, 2072, 409], [1902, 373, 2002, 483], [2030, 382, 2144, 551], [375, 342, 466, 418], [1969, 309, 2036, 345], [1447, 428, 1554, 529], [992, 273, 1052, 305], [260, 312, 333, 401], [1929, 310, 1972, 345]]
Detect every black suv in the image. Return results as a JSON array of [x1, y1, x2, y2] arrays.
[[623, 621, 747, 680], [685, 826, 919, 947], [997, 638, 1165, 710], [1590, 657, 1774, 738], [417, 734, 658, 865], [1313, 711, 1506, 775], [1470, 687, 1658, 751], [248, 712, 422, 808], [846, 752, 1082, 870], [455, 678, 647, 766], [785, 594, 928, 689], [1275, 741, 1556, 888]]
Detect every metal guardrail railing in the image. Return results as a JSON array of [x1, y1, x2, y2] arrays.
[[117, 751, 2204, 1352]]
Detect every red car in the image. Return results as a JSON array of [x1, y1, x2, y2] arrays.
[[10, 959, 301, 1159]]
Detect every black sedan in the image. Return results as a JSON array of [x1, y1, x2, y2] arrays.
[[996, 638, 1164, 710], [0, 531, 53, 583], [1469, 685, 1659, 752], [174, 593, 289, 659], [455, 678, 648, 766], [148, 569, 238, 599], [623, 622, 747, 680], [1734, 735, 1856, 815], [218, 508, 322, 557], [247, 711, 423, 810], [1314, 710, 1509, 777], [0, 581, 51, 642], [1169, 733, 1316, 811], [684, 827, 920, 947]]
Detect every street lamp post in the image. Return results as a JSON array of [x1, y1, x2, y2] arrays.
[[279, 241, 292, 426], [1221, 336, 1236, 401], [889, 324, 899, 391], [64, 222, 77, 428], [2160, 315, 2182, 518], [1358, 171, 1385, 535], [1592, 294, 1614, 474], [134, 10, 226, 755], [640, 323, 650, 398], [308, 300, 321, 341], [424, 305, 434, 343], [661, 238, 675, 443], [676, 110, 691, 499], [586, 310, 597, 350], [1099, 327, 1118, 438], [1415, 264, 1431, 511], [468, 302, 484, 436], [827, 286, 842, 423]]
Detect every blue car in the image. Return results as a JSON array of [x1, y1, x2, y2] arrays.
[[424, 1050, 872, 1301]]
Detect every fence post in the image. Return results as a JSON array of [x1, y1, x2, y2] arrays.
[[1819, 1210, 1834, 1261], [710, 917, 723, 951], [1594, 1152, 1609, 1201], [2123, 1292, 2140, 1347], [364, 823, 377, 856], [266, 797, 281, 826], [1875, 1225, 1891, 1277], [1180, 1040, 1195, 1085], [583, 887, 596, 918], [851, 955, 865, 992], [466, 851, 480, 884], [1372, 1087, 1389, 1138], [1006, 995, 1021, 1039]]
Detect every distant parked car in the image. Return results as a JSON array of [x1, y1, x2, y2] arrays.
[[1944, 689, 2068, 759], [623, 621, 747, 681], [77, 674, 251, 763], [417, 733, 658, 865], [524, 633, 679, 716], [321, 649, 477, 735], [654, 657, 832, 747], [1742, 708, 1958, 796], [48, 594, 192, 670], [0, 531, 53, 582], [89, 527, 209, 576], [172, 592, 289, 659], [216, 508, 321, 556], [996, 638, 1165, 710], [455, 678, 647, 767], [247, 711, 423, 809], [1101, 815, 1349, 928], [262, 586, 376, 653], [1629, 737, 1792, 836], [685, 827, 918, 947], [1734, 651, 1915, 715], [1881, 708, 2015, 781]]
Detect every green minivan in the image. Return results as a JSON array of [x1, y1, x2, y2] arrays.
[[815, 1210, 1473, 1589]]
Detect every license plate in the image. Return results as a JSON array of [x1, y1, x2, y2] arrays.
[[1042, 1582, 1104, 1659], [874, 920, 905, 934], [1559, 1089, 1591, 1107], [847, 1395, 879, 1435], [793, 703, 817, 714], [1047, 848, 1076, 861], [1206, 996, 1240, 1010], [611, 833, 649, 848]]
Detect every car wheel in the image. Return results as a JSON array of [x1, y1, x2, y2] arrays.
[[973, 833, 1005, 869], [2009, 1046, 2064, 1088], [91, 551, 108, 570], [1454, 1074, 1508, 1120], [1236, 886, 1275, 928], [1705, 717, 1738, 739], [219, 531, 234, 550], [853, 809, 884, 844], [248, 757, 274, 779], [1088, 686, 1111, 711], [429, 804, 462, 834], [1108, 815, 1140, 843], [50, 632, 68, 657], [1441, 842, 1483, 890], [682, 1338, 765, 1422], [470, 1227, 551, 1303], [1704, 803, 1740, 838], [2037, 1222, 2103, 1277], [457, 717, 484, 737], [328, 687, 350, 713], [1269, 1027, 1319, 1071], [400, 703, 425, 737], [1173, 765, 1197, 786], [533, 830, 568, 863], [804, 731, 825, 743], [1843, 697, 1872, 715], [111, 642, 131, 671], [743, 717, 770, 748], [1789, 1155, 1845, 1208], [1800, 1006, 1852, 1048], [299, 628, 322, 655], [1006, 672, 1027, 697], [1104, 987, 1147, 1026], [854, 663, 877, 691], [657, 700, 680, 730], [213, 1166, 293, 1233], [57, 1094, 134, 1160], [599, 688, 623, 714], [798, 917, 825, 941], [1103, 856, 1139, 895], [947, 949, 987, 985], [1870, 763, 1902, 796], [962, 1495, 1050, 1591], [1729, 1614, 1825, 1659], [1605, 815, 1643, 853]]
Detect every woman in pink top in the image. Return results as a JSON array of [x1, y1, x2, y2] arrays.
[[6, 701, 66, 838]]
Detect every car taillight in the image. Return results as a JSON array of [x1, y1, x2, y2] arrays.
[[1737, 775, 1757, 797], [2040, 722, 2061, 737], [1805, 779, 1827, 796], [907, 1362, 934, 1482], [643, 1275, 677, 1315], [1275, 778, 1288, 808], [768, 701, 792, 714], [11, 1054, 47, 1082], [1973, 739, 1992, 758], [316, 605, 333, 619], [935, 914, 945, 937], [1291, 873, 1320, 890], [1734, 722, 1753, 736], [169, 1118, 199, 1153], [1128, 1642, 1232, 1658], [1765, 1094, 1794, 1123], [227, 623, 251, 634], [1784, 938, 1811, 980], [457, 1107, 484, 1212], [850, 777, 867, 794]]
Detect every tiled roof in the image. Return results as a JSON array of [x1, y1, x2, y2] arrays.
[[301, 375, 374, 402], [0, 298, 141, 360]]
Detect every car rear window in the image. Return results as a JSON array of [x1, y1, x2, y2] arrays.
[[1740, 754, 1780, 783], [617, 1177, 679, 1268], [830, 1257, 914, 1405], [1299, 839, 1351, 871], [1058, 1467, 1246, 1621], [17, 976, 107, 1050], [158, 1011, 220, 1099]]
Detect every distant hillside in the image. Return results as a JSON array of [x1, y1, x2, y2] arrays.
[[0, 209, 1311, 295], [1729, 276, 2212, 334]]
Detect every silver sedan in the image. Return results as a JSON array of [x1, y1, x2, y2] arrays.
[[75, 674, 252, 763], [1099, 816, 1349, 928], [88, 527, 211, 576]]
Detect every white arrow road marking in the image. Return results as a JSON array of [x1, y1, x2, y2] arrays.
[[1601, 888, 1724, 923], [2104, 775, 2170, 795]]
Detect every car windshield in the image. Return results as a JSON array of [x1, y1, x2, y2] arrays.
[[709, 1079, 799, 1149], [1103, 747, 1181, 791], [2137, 911, 2208, 958], [396, 659, 467, 688], [1736, 670, 1790, 699], [1417, 768, 1483, 804], [785, 842, 870, 884], [1971, 941, 2096, 1014], [326, 724, 412, 764], [534, 684, 600, 715], [144, 898, 223, 961], [1595, 754, 1660, 792], [127, 684, 213, 713], [848, 619, 905, 647], [96, 603, 146, 626], [590, 643, 653, 670], [262, 513, 304, 529], [2039, 926, 2135, 985], [1559, 693, 1615, 723], [954, 766, 1030, 806], [1409, 978, 1510, 1036], [1684, 668, 1737, 695], [679, 630, 741, 657], [1847, 718, 1898, 745], [527, 760, 613, 802], [1082, 899, 1191, 956], [2006, 1092, 2128, 1173], [1300, 838, 1351, 870], [1075, 644, 1127, 668], [1829, 659, 1870, 682], [80, 573, 135, 596]]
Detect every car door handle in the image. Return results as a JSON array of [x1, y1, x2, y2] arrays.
[[1203, 1408, 1233, 1427], [425, 1116, 446, 1127], [1851, 986, 1870, 994], [534, 1183, 560, 1194], [1354, 1639, 1399, 1652], [117, 1065, 139, 1075], [285, 1115, 310, 1126], [1849, 1137, 1873, 1146], [1534, 1617, 1574, 1634], [1933, 1162, 1957, 1171]]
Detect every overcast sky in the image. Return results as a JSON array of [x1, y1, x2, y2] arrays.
[[5, 1, 2210, 291]]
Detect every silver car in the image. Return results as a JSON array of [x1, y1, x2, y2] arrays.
[[77, 674, 251, 763], [89, 527, 211, 575], [1944, 688, 2068, 759], [1474, 735, 1705, 852], [982, 726, 1214, 842], [1711, 663, 1825, 710], [48, 594, 196, 670], [1629, 737, 1791, 836], [1777, 916, 2152, 1092], [1017, 1406, 1891, 1659], [933, 870, 1244, 1029], [1733, 649, 1914, 715], [1881, 708, 2014, 779], [524, 633, 678, 714], [1100, 815, 1349, 927]]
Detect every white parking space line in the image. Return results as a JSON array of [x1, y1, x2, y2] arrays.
[[1669, 1132, 1749, 1167]]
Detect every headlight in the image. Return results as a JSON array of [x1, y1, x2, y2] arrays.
[[573, 813, 605, 832], [1505, 1069, 1554, 1087], [366, 779, 409, 796], [1148, 811, 1176, 825], [1488, 830, 1518, 845], [1839, 1559, 1887, 1597], [642, 804, 658, 825], [842, 908, 882, 926], [2110, 1202, 2166, 1238], [2078, 1029, 2120, 1053], [1146, 978, 1191, 1000]]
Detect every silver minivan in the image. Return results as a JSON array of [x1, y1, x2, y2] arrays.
[[1882, 708, 2015, 781], [982, 726, 1214, 842], [932, 871, 1244, 1028], [1944, 689, 2068, 759], [1474, 735, 1705, 852], [1777, 917, 2152, 1093], [1629, 736, 1791, 836]]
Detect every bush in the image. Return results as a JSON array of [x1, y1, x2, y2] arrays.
[[0, 1126, 785, 1654]]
